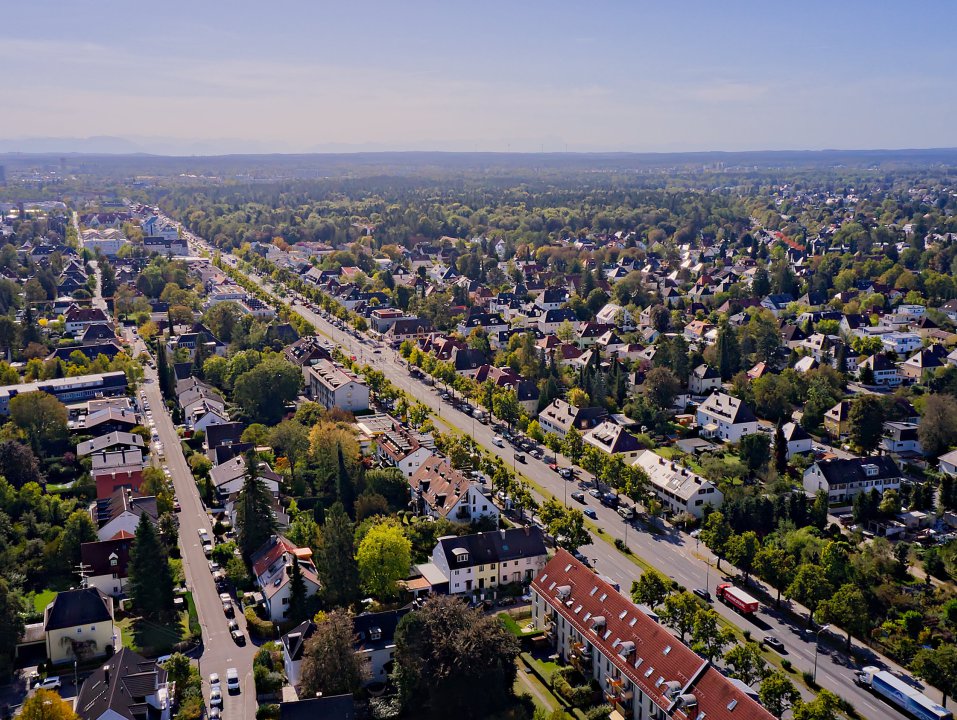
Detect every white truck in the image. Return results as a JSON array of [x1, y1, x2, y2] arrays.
[[855, 666, 952, 720]]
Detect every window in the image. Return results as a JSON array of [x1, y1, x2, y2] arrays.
[[90, 626, 96, 631], [282, 597, 289, 605]]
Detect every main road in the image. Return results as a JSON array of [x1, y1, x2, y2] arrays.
[[125, 328, 258, 720], [173, 222, 923, 719]]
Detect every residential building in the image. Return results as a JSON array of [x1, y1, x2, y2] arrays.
[[77, 431, 145, 457], [250, 535, 322, 622], [632, 450, 723, 518], [95, 489, 158, 541], [44, 587, 116, 665], [409, 456, 499, 525], [385, 317, 434, 345], [278, 696, 355, 720], [781, 422, 813, 459], [306, 359, 370, 412], [531, 550, 774, 720], [760, 293, 794, 316], [538, 398, 608, 440], [858, 354, 901, 387], [432, 526, 547, 596], [881, 331, 922, 356], [881, 422, 923, 457], [91, 449, 145, 499], [688, 364, 721, 395], [64, 306, 111, 334], [803, 456, 902, 504], [376, 427, 434, 478], [900, 346, 946, 382], [824, 400, 852, 439], [695, 392, 759, 443], [939, 449, 957, 476], [538, 308, 580, 335], [80, 533, 133, 597], [75, 648, 171, 720], [0, 371, 127, 415], [583, 421, 644, 461]]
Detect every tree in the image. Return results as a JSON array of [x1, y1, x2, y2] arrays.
[[491, 388, 520, 427], [235, 451, 277, 558], [919, 394, 957, 458], [0, 440, 42, 488], [700, 511, 732, 569], [913, 644, 957, 708], [659, 591, 702, 642], [232, 356, 302, 425], [792, 690, 841, 720], [21, 689, 79, 720], [726, 531, 760, 580], [287, 555, 309, 623], [738, 434, 771, 475], [61, 509, 98, 571], [300, 609, 365, 697], [773, 422, 788, 475], [848, 395, 885, 454], [818, 584, 868, 650], [356, 518, 412, 600], [546, 506, 591, 551], [630, 568, 671, 609], [759, 671, 800, 719], [643, 367, 680, 409], [562, 427, 584, 464], [128, 513, 174, 617], [566, 387, 590, 408], [0, 578, 24, 678], [715, 322, 741, 381], [786, 564, 832, 629], [691, 608, 735, 662], [394, 595, 519, 718], [724, 642, 767, 686], [755, 545, 795, 606], [336, 443, 356, 516], [9, 391, 68, 454]]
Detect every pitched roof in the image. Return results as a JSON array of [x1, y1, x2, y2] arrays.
[[279, 696, 355, 720], [697, 392, 757, 425], [409, 456, 477, 518], [45, 587, 112, 631], [80, 535, 133, 577], [814, 456, 901, 484], [77, 431, 145, 457], [437, 527, 547, 570], [75, 648, 166, 720], [533, 550, 773, 720]]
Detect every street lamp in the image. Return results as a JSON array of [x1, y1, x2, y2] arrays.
[[812, 624, 830, 684]]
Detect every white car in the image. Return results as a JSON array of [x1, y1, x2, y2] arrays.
[[209, 687, 223, 708], [226, 668, 240, 693], [208, 672, 220, 688], [492, 436, 504, 447], [34, 676, 62, 690]]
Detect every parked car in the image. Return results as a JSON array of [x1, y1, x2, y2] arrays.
[[764, 636, 785, 652], [226, 668, 240, 693], [588, 488, 601, 499], [570, 491, 586, 503], [210, 688, 223, 708], [33, 676, 62, 690]]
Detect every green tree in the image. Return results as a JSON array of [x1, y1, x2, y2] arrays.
[[786, 564, 833, 629], [287, 555, 309, 623], [9, 391, 68, 454], [232, 356, 302, 425], [818, 583, 868, 650], [336, 443, 356, 517], [700, 511, 732, 569], [755, 545, 795, 606], [726, 531, 760, 580], [128, 513, 174, 617], [562, 427, 584, 464], [235, 450, 277, 558], [630, 568, 671, 609], [394, 595, 519, 718], [300, 609, 365, 697], [691, 608, 735, 662], [912, 643, 957, 709], [0, 578, 24, 678], [61, 509, 98, 571], [716, 321, 741, 381], [792, 689, 841, 720], [643, 367, 680, 409], [759, 670, 801, 719], [738, 434, 771, 475], [919, 394, 957, 458], [659, 591, 702, 643], [773, 421, 788, 475], [0, 440, 42, 489], [356, 518, 412, 600], [492, 388, 520, 427], [848, 395, 885, 454], [724, 641, 767, 686]]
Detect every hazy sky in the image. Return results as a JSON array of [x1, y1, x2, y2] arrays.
[[3, 1, 955, 153]]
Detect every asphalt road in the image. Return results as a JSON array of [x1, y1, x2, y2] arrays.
[[175, 224, 929, 719], [126, 329, 258, 720]]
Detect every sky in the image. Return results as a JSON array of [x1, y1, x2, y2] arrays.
[[2, 1, 955, 154]]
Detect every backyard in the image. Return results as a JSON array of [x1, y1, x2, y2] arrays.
[[116, 592, 200, 656]]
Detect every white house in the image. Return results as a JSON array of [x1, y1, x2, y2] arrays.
[[695, 392, 759, 443], [306, 359, 370, 412], [803, 456, 902, 504], [250, 535, 321, 622], [688, 364, 721, 395], [781, 422, 813, 459], [409, 457, 499, 525], [939, 449, 957, 476], [431, 527, 548, 596], [632, 450, 723, 518], [376, 428, 434, 478], [881, 332, 922, 356]]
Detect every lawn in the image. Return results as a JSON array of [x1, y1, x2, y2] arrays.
[[117, 592, 200, 656], [498, 611, 541, 639], [32, 589, 58, 615]]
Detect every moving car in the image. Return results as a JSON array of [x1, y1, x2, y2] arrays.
[[492, 436, 504, 447], [570, 491, 586, 503], [584, 508, 598, 519], [692, 588, 712, 602], [763, 636, 785, 652], [514, 453, 526, 464]]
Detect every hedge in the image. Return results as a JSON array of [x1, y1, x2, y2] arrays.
[[244, 606, 276, 640]]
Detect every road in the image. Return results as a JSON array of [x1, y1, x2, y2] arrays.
[[125, 328, 258, 720], [173, 222, 926, 719]]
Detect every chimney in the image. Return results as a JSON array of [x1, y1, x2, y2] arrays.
[[524, 525, 530, 536], [500, 528, 506, 539]]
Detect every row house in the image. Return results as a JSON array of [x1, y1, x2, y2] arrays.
[[430, 527, 548, 596], [803, 456, 902, 504], [632, 450, 723, 519], [409, 456, 499, 525]]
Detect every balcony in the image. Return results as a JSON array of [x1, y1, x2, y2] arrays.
[[571, 642, 593, 672]]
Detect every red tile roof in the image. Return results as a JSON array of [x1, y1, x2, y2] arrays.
[[532, 550, 773, 720]]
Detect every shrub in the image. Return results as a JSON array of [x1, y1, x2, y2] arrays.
[[253, 665, 283, 695], [781, 659, 792, 672], [584, 706, 614, 720], [801, 670, 818, 688], [244, 606, 275, 640], [742, 630, 751, 641], [614, 538, 631, 553], [255, 705, 279, 720]]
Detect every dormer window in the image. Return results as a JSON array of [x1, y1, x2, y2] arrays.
[[370, 627, 382, 641]]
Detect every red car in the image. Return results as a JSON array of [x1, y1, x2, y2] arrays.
[[548, 463, 559, 472]]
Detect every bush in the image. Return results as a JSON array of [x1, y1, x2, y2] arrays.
[[244, 606, 275, 640], [551, 667, 593, 708], [742, 630, 751, 641], [614, 538, 631, 553], [801, 670, 817, 688], [255, 705, 279, 720], [584, 706, 614, 720], [781, 659, 792, 672], [253, 665, 283, 695]]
